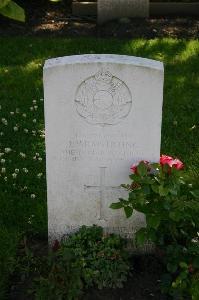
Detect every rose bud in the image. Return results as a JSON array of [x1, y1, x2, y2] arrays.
[[52, 239, 60, 252], [188, 264, 194, 274]]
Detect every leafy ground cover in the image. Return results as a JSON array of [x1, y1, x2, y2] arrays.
[[0, 37, 199, 299]]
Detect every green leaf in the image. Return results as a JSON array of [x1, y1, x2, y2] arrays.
[[128, 191, 136, 200], [124, 206, 133, 218], [137, 162, 148, 176], [167, 263, 178, 273], [110, 202, 123, 209], [0, 0, 25, 22], [0, 0, 10, 9], [151, 184, 159, 194], [129, 174, 140, 181], [190, 190, 199, 199], [159, 185, 169, 196], [169, 211, 181, 222], [143, 185, 151, 195], [169, 187, 178, 196], [147, 229, 157, 242], [136, 228, 147, 245], [136, 193, 146, 206], [179, 271, 188, 280], [150, 163, 160, 169], [146, 215, 160, 229], [179, 262, 188, 269]]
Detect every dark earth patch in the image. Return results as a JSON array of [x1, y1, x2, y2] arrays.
[[83, 255, 168, 300]]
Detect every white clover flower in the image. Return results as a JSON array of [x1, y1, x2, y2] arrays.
[[22, 113, 27, 118], [0, 153, 4, 157], [1, 168, 6, 173], [32, 119, 37, 123], [5, 148, 11, 153], [39, 130, 45, 138], [24, 129, 29, 133], [13, 126, 18, 132], [30, 194, 36, 199], [1, 118, 8, 125], [20, 152, 26, 158], [37, 173, 43, 178], [35, 153, 40, 157], [32, 130, 36, 134], [34, 106, 38, 110], [30, 107, 34, 111], [33, 156, 36, 160], [1, 159, 5, 164], [4, 176, 7, 181], [22, 168, 28, 173], [0, 132, 4, 136], [10, 111, 14, 115], [33, 100, 37, 104], [38, 157, 42, 161], [40, 98, 44, 102], [12, 173, 17, 179], [15, 168, 19, 173]]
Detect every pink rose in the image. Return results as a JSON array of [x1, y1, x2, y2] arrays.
[[130, 164, 138, 174], [160, 155, 184, 170], [171, 158, 184, 170], [160, 155, 173, 167]]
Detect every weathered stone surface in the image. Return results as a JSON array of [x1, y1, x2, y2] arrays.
[[43, 54, 164, 243], [98, 0, 149, 24]]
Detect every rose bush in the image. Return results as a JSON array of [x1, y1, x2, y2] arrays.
[[111, 155, 199, 298]]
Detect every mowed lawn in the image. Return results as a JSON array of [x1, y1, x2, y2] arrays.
[[0, 37, 199, 298]]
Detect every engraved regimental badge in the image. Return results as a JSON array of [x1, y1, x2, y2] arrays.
[[75, 70, 132, 125]]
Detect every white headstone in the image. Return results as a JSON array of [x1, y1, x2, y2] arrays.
[[44, 54, 164, 243], [98, 0, 149, 25]]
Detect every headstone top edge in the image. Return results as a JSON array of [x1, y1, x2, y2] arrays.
[[43, 54, 164, 72]]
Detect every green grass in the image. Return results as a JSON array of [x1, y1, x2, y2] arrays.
[[0, 37, 199, 299]]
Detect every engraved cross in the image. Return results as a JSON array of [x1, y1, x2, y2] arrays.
[[84, 167, 122, 220]]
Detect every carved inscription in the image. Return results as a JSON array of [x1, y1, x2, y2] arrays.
[[75, 70, 132, 125], [65, 134, 135, 162]]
